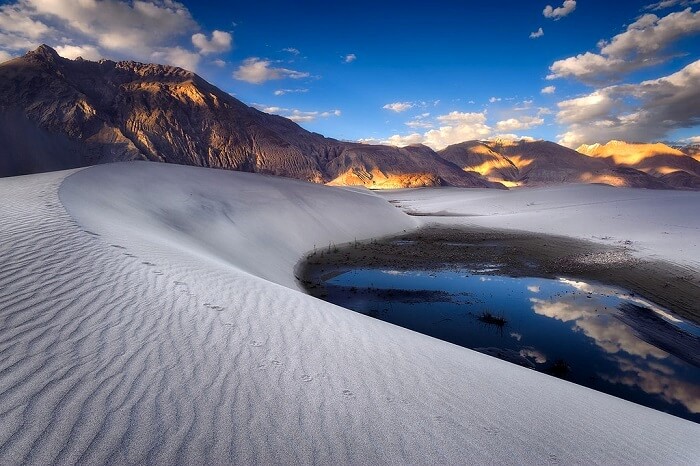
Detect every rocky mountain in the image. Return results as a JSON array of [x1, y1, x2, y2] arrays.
[[438, 139, 669, 189], [577, 140, 700, 178], [673, 143, 700, 162], [0, 45, 498, 189], [1, 45, 697, 191]]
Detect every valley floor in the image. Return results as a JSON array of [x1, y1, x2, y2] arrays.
[[0, 161, 698, 464]]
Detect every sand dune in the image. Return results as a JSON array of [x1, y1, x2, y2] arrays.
[[0, 162, 697, 464], [381, 183, 700, 270]]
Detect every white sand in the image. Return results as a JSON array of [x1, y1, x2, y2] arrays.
[[0, 161, 697, 464], [378, 184, 700, 270]]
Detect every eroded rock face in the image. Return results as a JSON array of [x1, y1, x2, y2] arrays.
[[578, 140, 700, 178], [0, 45, 499, 189], [439, 139, 673, 188]]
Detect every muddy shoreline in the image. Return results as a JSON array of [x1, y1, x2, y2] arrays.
[[297, 226, 700, 325]]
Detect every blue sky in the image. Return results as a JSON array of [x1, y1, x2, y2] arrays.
[[1, 0, 699, 148]]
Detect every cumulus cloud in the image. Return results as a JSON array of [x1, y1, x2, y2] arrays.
[[556, 59, 700, 147], [383, 133, 425, 147], [383, 102, 414, 112], [254, 104, 340, 122], [234, 57, 310, 84], [488, 96, 502, 103], [54, 44, 101, 60], [0, 0, 231, 71], [543, 0, 576, 20], [192, 30, 232, 54], [151, 46, 201, 72], [530, 27, 544, 39], [0, 3, 50, 39], [344, 53, 357, 63], [383, 111, 492, 150], [541, 85, 556, 94], [548, 8, 700, 83], [496, 115, 544, 132]]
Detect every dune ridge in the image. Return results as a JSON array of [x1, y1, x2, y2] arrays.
[[0, 162, 697, 464]]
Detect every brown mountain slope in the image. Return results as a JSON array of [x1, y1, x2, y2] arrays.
[[439, 139, 667, 188], [577, 140, 700, 177], [677, 144, 700, 162], [437, 141, 519, 185], [0, 45, 497, 189], [327, 143, 501, 188]]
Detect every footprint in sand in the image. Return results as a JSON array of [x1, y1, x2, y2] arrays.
[[84, 230, 100, 236], [270, 360, 283, 366], [153, 271, 163, 276], [342, 390, 354, 398], [301, 375, 313, 382], [250, 340, 264, 347], [110, 244, 126, 249], [141, 261, 156, 266]]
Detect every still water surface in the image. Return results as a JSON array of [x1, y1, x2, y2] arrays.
[[323, 268, 700, 422]]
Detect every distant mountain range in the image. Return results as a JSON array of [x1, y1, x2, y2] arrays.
[[1, 45, 699, 190]]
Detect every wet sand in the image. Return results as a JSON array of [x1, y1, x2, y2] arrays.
[[297, 226, 700, 326]]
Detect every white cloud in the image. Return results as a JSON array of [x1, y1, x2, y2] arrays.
[[0, 49, 12, 62], [383, 102, 414, 112], [556, 60, 700, 147], [405, 113, 433, 129], [357, 137, 383, 145], [0, 0, 232, 71], [212, 59, 226, 67], [645, 0, 700, 10], [529, 27, 544, 39], [234, 57, 310, 84], [541, 85, 556, 94], [151, 46, 200, 71], [543, 0, 577, 20], [273, 88, 309, 96], [254, 104, 340, 122], [488, 96, 501, 103], [54, 44, 101, 60], [384, 111, 492, 150], [0, 3, 50, 39], [548, 8, 700, 83], [383, 133, 424, 147], [681, 135, 700, 143], [344, 53, 357, 63], [495, 115, 544, 131], [192, 30, 232, 54], [282, 47, 300, 55]]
